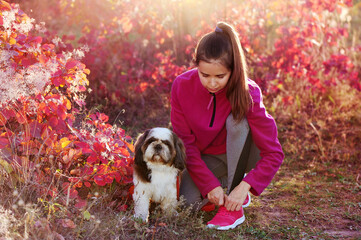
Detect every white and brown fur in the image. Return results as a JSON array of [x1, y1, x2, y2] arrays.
[[132, 127, 186, 222]]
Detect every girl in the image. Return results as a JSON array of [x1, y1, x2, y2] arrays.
[[170, 22, 284, 230]]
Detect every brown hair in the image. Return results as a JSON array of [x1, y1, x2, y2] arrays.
[[193, 22, 250, 122]]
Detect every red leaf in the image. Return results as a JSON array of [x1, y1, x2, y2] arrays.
[[52, 70, 62, 77], [0, 1, 11, 11], [117, 204, 128, 212], [128, 185, 134, 196], [75, 141, 93, 154], [29, 121, 42, 138], [84, 182, 91, 188], [96, 112, 109, 122], [39, 54, 49, 64], [0, 137, 9, 149], [74, 198, 87, 209], [65, 60, 78, 70], [1, 108, 16, 120], [86, 154, 98, 164], [118, 147, 130, 157], [104, 174, 114, 184], [89, 114, 97, 120], [0, 113, 6, 126], [82, 167, 94, 176], [113, 171, 121, 183], [61, 219, 76, 229], [68, 177, 79, 183], [159, 222, 167, 227], [49, 117, 58, 129], [282, 96, 294, 105], [93, 142, 105, 152], [94, 175, 106, 186], [113, 159, 126, 169], [78, 85, 86, 91], [29, 36, 42, 44], [57, 105, 67, 121], [21, 56, 37, 67], [42, 44, 55, 52], [69, 188, 78, 199], [15, 112, 27, 124]]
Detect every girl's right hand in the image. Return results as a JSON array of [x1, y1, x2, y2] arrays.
[[207, 186, 225, 206]]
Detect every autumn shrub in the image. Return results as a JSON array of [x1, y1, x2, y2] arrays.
[[13, 0, 360, 134], [0, 0, 134, 227], [7, 0, 236, 133]]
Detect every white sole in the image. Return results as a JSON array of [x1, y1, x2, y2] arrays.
[[207, 215, 246, 231], [242, 192, 251, 208]]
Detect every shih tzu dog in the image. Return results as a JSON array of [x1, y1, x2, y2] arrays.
[[132, 127, 186, 222]]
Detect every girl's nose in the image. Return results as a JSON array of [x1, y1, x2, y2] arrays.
[[210, 79, 217, 87]]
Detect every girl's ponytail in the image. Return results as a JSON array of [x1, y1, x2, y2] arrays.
[[194, 22, 251, 122], [216, 22, 250, 122]]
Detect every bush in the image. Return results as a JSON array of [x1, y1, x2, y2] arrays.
[[0, 0, 133, 220]]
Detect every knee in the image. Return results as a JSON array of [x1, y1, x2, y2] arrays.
[[226, 114, 249, 133]]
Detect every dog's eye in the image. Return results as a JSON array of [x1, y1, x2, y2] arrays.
[[161, 140, 172, 149], [145, 137, 157, 145]]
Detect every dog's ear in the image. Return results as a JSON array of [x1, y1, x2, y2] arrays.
[[134, 130, 149, 164], [172, 132, 186, 171], [134, 129, 151, 182]]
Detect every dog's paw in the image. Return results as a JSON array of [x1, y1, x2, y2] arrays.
[[133, 213, 149, 223]]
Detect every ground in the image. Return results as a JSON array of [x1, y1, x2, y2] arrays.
[[116, 159, 361, 240]]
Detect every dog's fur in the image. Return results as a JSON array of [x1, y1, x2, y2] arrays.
[[132, 127, 186, 222]]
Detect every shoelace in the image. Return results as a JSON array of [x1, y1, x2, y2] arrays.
[[216, 206, 231, 216]]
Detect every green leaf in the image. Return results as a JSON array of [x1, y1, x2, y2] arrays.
[[83, 210, 91, 220], [0, 159, 13, 174], [328, 95, 335, 104]]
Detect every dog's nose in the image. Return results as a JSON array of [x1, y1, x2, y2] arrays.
[[154, 144, 162, 151]]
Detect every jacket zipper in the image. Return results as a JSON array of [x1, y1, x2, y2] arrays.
[[209, 92, 216, 127]]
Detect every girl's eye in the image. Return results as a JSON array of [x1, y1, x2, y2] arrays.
[[202, 74, 209, 77], [217, 75, 225, 78]]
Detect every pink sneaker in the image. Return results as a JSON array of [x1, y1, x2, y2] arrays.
[[206, 206, 245, 230], [242, 192, 251, 208]]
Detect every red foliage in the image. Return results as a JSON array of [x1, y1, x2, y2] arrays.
[[221, 0, 359, 97], [0, 1, 133, 209], [10, 0, 358, 118], [1, 0, 359, 211]]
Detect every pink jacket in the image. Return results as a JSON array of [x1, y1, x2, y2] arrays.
[[171, 68, 284, 197]]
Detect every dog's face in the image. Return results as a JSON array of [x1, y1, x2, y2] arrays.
[[134, 127, 186, 182], [142, 128, 174, 164]]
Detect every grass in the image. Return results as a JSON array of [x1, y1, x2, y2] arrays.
[[1, 82, 360, 239], [1, 157, 360, 240]]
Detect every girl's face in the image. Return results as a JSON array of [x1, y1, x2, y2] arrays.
[[198, 60, 231, 93]]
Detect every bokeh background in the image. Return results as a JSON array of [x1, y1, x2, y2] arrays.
[[10, 0, 361, 135], [1, 0, 360, 239]]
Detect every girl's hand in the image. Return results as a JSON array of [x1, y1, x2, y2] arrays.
[[207, 186, 225, 206], [224, 181, 251, 211]]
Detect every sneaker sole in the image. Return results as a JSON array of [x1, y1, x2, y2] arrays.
[[207, 215, 246, 231], [242, 192, 251, 208]]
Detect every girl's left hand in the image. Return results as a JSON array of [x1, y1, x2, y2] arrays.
[[224, 181, 251, 211]]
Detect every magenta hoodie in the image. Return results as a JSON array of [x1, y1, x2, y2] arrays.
[[171, 68, 284, 198]]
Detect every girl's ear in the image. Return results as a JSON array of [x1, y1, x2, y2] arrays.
[[172, 132, 186, 171], [134, 129, 151, 182]]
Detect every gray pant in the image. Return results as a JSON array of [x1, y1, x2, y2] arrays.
[[179, 115, 261, 210]]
